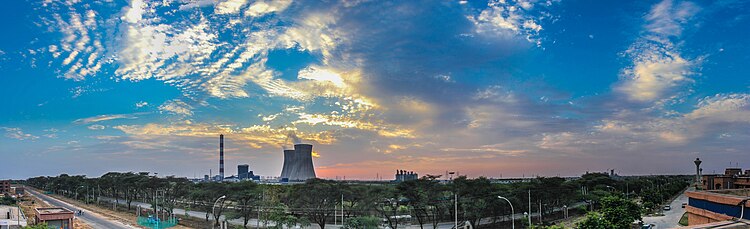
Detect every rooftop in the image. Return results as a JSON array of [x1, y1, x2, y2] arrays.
[[35, 207, 72, 215], [707, 189, 750, 197]]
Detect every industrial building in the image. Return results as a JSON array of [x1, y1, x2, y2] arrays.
[[280, 144, 316, 181], [238, 164, 259, 181], [395, 170, 418, 182]]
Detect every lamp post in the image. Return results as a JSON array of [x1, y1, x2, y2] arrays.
[[497, 196, 514, 229], [212, 195, 227, 229]]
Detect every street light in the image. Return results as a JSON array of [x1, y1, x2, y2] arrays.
[[212, 195, 227, 229], [497, 196, 515, 229]]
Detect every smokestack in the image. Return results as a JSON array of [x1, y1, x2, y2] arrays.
[[219, 134, 224, 181]]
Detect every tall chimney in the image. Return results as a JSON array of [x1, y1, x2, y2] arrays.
[[219, 134, 224, 181]]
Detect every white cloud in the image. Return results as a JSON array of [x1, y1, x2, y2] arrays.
[[596, 93, 750, 144], [135, 101, 149, 108], [179, 0, 215, 10], [158, 99, 193, 116], [617, 49, 692, 101], [644, 0, 700, 37], [1, 127, 39, 141], [686, 94, 750, 122], [616, 0, 700, 102], [48, 7, 105, 80], [122, 0, 145, 23], [469, 0, 554, 46], [215, 0, 247, 15], [74, 114, 138, 124], [88, 124, 106, 130], [297, 66, 346, 88], [244, 0, 292, 17], [116, 15, 218, 82]]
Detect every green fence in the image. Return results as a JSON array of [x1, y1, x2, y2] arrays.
[[137, 216, 179, 229]]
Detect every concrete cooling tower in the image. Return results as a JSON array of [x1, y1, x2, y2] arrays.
[[280, 144, 316, 181], [280, 150, 296, 179]]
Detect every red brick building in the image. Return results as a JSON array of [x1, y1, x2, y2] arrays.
[[0, 180, 10, 194], [34, 207, 74, 229], [685, 190, 750, 226], [701, 168, 750, 190]]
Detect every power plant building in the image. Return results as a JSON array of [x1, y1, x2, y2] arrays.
[[395, 170, 418, 182], [238, 164, 258, 180], [280, 144, 316, 181]]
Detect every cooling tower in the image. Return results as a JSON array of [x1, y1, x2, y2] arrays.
[[280, 149, 296, 179], [291, 144, 316, 181]]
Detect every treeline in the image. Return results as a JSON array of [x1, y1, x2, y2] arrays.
[[25, 172, 689, 229]]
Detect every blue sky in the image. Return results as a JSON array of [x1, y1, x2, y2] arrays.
[[1, 0, 749, 179]]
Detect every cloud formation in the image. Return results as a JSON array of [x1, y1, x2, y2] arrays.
[[616, 0, 700, 102], [73, 114, 139, 124]]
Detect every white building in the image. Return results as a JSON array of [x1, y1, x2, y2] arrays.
[[0, 205, 27, 229]]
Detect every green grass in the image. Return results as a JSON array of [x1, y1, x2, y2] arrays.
[[678, 212, 688, 226]]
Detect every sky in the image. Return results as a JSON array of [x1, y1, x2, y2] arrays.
[[1, 0, 749, 180]]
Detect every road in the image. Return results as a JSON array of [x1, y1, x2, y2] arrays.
[[26, 188, 138, 229], [642, 187, 692, 229]]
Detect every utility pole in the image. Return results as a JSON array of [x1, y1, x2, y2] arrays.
[[341, 193, 344, 225], [454, 193, 458, 229], [539, 201, 542, 224], [528, 190, 532, 227]]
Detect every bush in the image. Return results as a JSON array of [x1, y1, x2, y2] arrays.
[[576, 212, 614, 229], [0, 196, 16, 205], [343, 216, 380, 229]]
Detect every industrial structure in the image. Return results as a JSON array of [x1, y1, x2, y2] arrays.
[[238, 164, 259, 180], [395, 170, 418, 182], [280, 144, 316, 181], [219, 134, 224, 181]]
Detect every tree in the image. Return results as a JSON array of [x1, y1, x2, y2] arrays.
[[227, 181, 260, 228], [189, 182, 228, 225], [396, 175, 443, 229], [287, 179, 339, 229], [599, 196, 641, 229], [22, 223, 49, 229], [371, 185, 406, 229], [576, 212, 614, 229]]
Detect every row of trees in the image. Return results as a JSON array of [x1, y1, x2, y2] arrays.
[[25, 172, 690, 229]]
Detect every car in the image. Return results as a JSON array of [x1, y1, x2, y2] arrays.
[[641, 223, 656, 229], [663, 205, 671, 211], [681, 203, 687, 208]]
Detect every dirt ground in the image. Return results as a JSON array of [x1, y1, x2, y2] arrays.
[[18, 193, 94, 229]]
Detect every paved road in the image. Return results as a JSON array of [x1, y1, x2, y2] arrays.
[[642, 187, 692, 229], [26, 188, 138, 229]]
